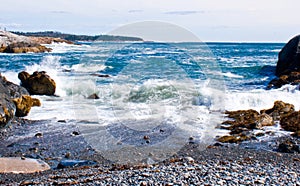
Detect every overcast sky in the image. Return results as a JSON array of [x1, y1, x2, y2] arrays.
[[0, 0, 299, 42]]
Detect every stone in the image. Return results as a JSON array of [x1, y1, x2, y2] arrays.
[[277, 140, 300, 153], [261, 101, 294, 121], [267, 71, 300, 89], [275, 35, 300, 76], [13, 95, 41, 117], [2, 42, 51, 53], [0, 74, 29, 128], [0, 157, 50, 173], [57, 159, 97, 169], [257, 113, 274, 129], [222, 109, 259, 130], [87, 93, 99, 99], [18, 71, 56, 95], [280, 111, 300, 132]]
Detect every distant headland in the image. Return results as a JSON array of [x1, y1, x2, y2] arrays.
[[0, 30, 143, 53]]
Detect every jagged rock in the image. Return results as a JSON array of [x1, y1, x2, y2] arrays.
[[276, 35, 300, 76], [87, 93, 99, 99], [267, 71, 300, 89], [257, 113, 274, 129], [261, 100, 294, 121], [13, 95, 41, 117], [222, 109, 259, 130], [280, 111, 300, 132], [18, 71, 56, 95]]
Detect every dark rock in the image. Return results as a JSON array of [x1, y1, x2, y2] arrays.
[[276, 35, 300, 76], [56, 159, 97, 169], [87, 93, 99, 99], [277, 140, 300, 153], [267, 71, 300, 89], [90, 73, 110, 78], [280, 111, 300, 132], [18, 71, 56, 95]]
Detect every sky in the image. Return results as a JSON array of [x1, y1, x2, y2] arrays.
[[0, 0, 299, 42]]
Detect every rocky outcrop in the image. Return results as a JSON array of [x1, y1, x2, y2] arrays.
[[276, 35, 300, 76], [280, 111, 300, 132], [0, 74, 40, 128], [0, 30, 52, 53], [18, 71, 56, 95], [0, 42, 51, 53], [267, 71, 300, 89], [29, 36, 74, 45], [267, 35, 300, 89], [260, 100, 295, 120], [217, 101, 297, 143]]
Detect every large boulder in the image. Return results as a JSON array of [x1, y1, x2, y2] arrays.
[[0, 74, 41, 128], [280, 111, 300, 132], [13, 95, 41, 117], [18, 71, 56, 95], [276, 35, 300, 76]]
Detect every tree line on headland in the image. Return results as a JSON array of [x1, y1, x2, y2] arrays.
[[12, 31, 143, 42]]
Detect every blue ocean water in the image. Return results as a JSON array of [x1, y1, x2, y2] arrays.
[[0, 42, 299, 144]]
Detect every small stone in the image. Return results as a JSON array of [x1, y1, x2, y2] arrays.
[[143, 136, 150, 140], [140, 181, 147, 186], [184, 156, 194, 163], [72, 131, 80, 136], [35, 133, 43, 138]]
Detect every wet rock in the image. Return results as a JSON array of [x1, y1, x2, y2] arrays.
[[0, 157, 50, 173], [275, 35, 300, 76], [261, 101, 294, 121], [222, 109, 259, 130], [277, 140, 300, 153], [87, 93, 99, 99], [90, 73, 110, 78], [56, 159, 97, 169], [267, 71, 300, 89], [13, 95, 41, 117], [257, 113, 274, 129], [18, 71, 56, 95], [280, 111, 300, 132], [217, 135, 249, 143], [0, 74, 29, 127]]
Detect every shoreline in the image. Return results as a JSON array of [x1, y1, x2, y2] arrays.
[[0, 119, 299, 185]]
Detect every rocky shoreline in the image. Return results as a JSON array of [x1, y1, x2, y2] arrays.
[[0, 34, 300, 184], [0, 30, 73, 53]]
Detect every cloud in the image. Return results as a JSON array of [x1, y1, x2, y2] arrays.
[[164, 10, 204, 15], [128, 9, 143, 13], [0, 23, 22, 28], [50, 11, 70, 14]]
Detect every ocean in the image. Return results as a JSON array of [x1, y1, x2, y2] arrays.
[[1, 42, 300, 163]]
